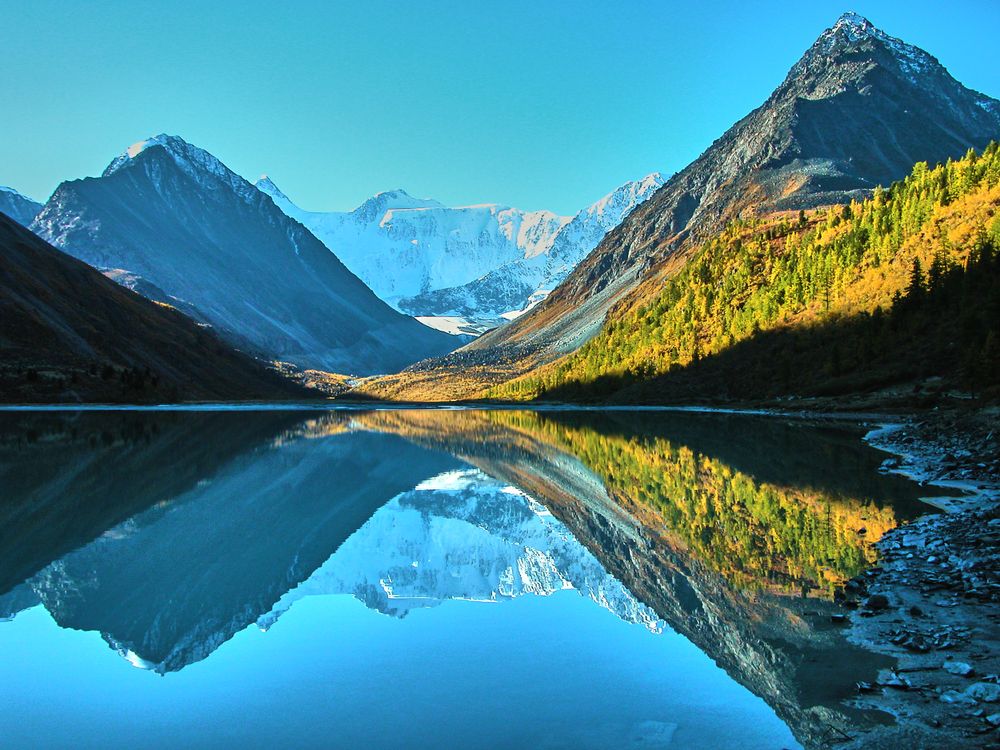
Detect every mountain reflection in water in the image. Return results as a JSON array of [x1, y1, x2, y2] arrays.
[[0, 408, 938, 749]]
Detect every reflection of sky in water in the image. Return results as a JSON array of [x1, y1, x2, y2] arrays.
[[0, 443, 800, 749], [0, 593, 798, 750], [0, 406, 933, 750]]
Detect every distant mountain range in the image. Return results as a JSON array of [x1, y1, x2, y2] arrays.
[[29, 135, 456, 376], [255, 172, 664, 333], [457, 12, 1000, 378]]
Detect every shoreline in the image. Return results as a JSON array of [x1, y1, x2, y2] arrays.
[[840, 408, 1000, 748]]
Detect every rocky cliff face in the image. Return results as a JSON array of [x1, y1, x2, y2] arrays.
[[470, 12, 1000, 362], [0, 186, 42, 227], [31, 135, 456, 375]]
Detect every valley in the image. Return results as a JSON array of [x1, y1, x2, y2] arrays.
[[1, 9, 999, 749]]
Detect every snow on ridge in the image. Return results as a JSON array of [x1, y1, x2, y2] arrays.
[[821, 11, 938, 82], [104, 134, 260, 205], [251, 170, 663, 326], [0, 184, 42, 202], [256, 467, 665, 631]]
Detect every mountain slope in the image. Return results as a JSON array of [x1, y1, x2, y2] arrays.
[[255, 179, 567, 310], [0, 186, 42, 227], [493, 143, 1000, 404], [467, 12, 1000, 369], [256, 173, 664, 329], [31, 135, 456, 375], [0, 212, 307, 402]]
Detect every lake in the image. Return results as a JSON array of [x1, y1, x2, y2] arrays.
[[0, 407, 939, 749]]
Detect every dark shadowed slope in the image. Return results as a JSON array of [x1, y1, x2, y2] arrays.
[[0, 212, 307, 402], [31, 135, 457, 376], [467, 12, 1000, 365]]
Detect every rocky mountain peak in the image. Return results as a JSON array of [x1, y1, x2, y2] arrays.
[[254, 174, 284, 198], [102, 133, 262, 205], [465, 12, 1000, 368], [784, 11, 941, 96]]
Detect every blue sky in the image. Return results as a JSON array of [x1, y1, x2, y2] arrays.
[[3, 0, 999, 214]]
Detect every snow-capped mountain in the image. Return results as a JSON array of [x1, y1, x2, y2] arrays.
[[0, 186, 42, 228], [30, 134, 456, 375], [398, 172, 668, 326], [259, 468, 663, 629], [255, 173, 665, 332]]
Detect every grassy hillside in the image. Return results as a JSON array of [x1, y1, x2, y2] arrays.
[[492, 144, 1000, 404]]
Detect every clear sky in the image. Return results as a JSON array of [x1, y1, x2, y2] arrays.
[[3, 0, 999, 215]]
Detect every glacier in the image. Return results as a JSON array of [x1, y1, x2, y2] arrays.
[[255, 172, 665, 333]]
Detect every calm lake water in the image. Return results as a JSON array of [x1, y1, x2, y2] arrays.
[[0, 408, 939, 749]]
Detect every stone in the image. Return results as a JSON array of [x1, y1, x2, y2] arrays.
[[966, 682, 1000, 702], [944, 661, 975, 677], [866, 594, 891, 611], [882, 672, 911, 690], [941, 689, 977, 704]]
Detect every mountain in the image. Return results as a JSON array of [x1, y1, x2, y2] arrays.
[[465, 12, 1000, 372], [255, 173, 664, 332], [31, 135, 456, 375], [396, 173, 667, 327], [0, 212, 307, 402], [494, 143, 1000, 404], [0, 186, 42, 227], [19, 419, 459, 673], [260, 467, 661, 628]]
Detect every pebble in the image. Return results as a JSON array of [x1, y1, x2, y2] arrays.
[[967, 682, 1000, 702], [945, 662, 975, 677], [866, 594, 890, 611], [941, 689, 976, 704]]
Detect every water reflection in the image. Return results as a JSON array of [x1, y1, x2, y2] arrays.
[[0, 408, 940, 748]]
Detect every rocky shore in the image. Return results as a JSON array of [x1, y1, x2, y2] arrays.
[[840, 407, 1000, 748]]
